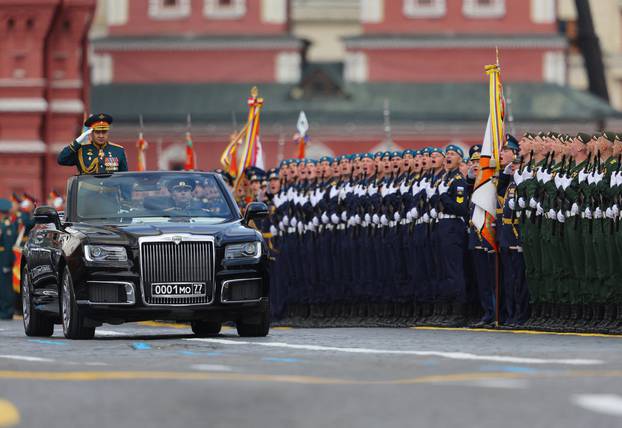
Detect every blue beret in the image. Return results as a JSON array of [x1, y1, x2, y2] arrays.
[[390, 151, 402, 159], [413, 150, 421, 156], [402, 149, 414, 157], [429, 147, 445, 156], [268, 168, 279, 180], [445, 144, 464, 159], [0, 198, 11, 212], [421, 147, 432, 155], [362, 153, 374, 160], [308, 159, 318, 165], [319, 156, 333, 163]]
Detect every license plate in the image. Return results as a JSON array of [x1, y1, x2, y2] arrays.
[[151, 283, 205, 297]]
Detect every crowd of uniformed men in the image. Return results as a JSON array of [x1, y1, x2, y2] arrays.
[[229, 131, 622, 331]]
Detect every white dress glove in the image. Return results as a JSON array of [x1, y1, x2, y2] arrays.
[[508, 198, 515, 210], [570, 203, 579, 216], [75, 128, 93, 144]]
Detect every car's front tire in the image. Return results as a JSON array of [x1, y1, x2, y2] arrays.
[[61, 267, 94, 340], [191, 320, 221, 337], [21, 264, 54, 337], [236, 304, 270, 337]]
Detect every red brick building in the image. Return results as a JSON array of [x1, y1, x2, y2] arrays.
[[0, 0, 619, 198]]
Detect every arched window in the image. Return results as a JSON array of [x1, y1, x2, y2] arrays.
[[403, 0, 446, 18], [148, 0, 191, 20], [462, 0, 505, 19], [204, 0, 246, 19]]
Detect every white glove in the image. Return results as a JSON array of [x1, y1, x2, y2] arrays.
[[283, 215, 290, 226], [341, 211, 347, 222], [513, 170, 523, 186], [578, 169, 588, 184], [412, 182, 421, 195], [557, 211, 565, 223], [364, 213, 371, 223], [321, 212, 329, 224], [616, 172, 622, 187], [570, 203, 579, 216], [536, 203, 544, 216], [438, 182, 449, 195], [291, 217, 298, 228], [508, 198, 515, 210], [425, 184, 435, 199], [394, 212, 401, 222], [75, 128, 93, 144], [354, 214, 361, 224], [372, 214, 380, 224], [270, 225, 278, 235], [540, 170, 552, 184], [594, 207, 603, 219], [584, 207, 592, 219], [406, 211, 413, 221], [518, 197, 526, 209], [521, 167, 533, 182], [278, 221, 285, 231], [587, 172, 595, 185], [529, 198, 537, 209], [330, 213, 340, 224], [411, 207, 419, 219], [606, 207, 613, 219], [297, 222, 304, 233], [430, 208, 438, 218], [380, 214, 388, 226], [562, 175, 573, 190], [400, 182, 409, 194], [306, 222, 315, 232], [554, 174, 562, 190], [547, 209, 556, 219], [312, 216, 319, 226], [594, 171, 604, 184], [422, 213, 430, 223], [613, 204, 620, 218]]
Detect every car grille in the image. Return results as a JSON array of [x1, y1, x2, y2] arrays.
[[141, 241, 214, 305], [222, 278, 262, 303]]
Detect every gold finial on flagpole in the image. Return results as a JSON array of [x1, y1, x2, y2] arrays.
[[251, 86, 258, 98], [495, 46, 500, 67]]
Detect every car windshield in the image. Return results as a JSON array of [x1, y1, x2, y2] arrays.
[[75, 172, 234, 224]]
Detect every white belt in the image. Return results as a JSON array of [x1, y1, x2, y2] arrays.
[[336, 224, 345, 230], [438, 213, 458, 220], [325, 225, 334, 231], [389, 221, 395, 227], [287, 227, 295, 234]]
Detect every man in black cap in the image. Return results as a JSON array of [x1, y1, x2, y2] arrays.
[[164, 179, 205, 215], [58, 113, 128, 174]]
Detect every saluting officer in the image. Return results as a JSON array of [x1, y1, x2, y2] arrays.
[[58, 113, 128, 174]]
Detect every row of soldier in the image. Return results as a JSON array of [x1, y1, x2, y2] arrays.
[[229, 131, 622, 331]]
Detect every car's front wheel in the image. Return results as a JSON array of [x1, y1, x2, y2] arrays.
[[21, 264, 54, 337], [236, 304, 270, 337], [191, 320, 221, 337], [61, 267, 94, 340]]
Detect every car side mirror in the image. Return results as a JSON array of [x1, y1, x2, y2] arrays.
[[33, 206, 61, 229], [244, 202, 268, 224]]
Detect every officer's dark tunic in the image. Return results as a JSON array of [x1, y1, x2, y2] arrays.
[[58, 140, 128, 174]]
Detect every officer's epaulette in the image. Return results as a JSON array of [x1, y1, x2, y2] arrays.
[[454, 174, 462, 180], [107, 142, 124, 148]]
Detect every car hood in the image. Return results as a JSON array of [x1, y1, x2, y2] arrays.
[[68, 221, 260, 247]]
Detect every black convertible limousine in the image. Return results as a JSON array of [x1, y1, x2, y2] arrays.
[[20, 171, 270, 339]]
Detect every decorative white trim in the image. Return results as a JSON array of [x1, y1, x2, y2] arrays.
[[91, 53, 113, 85], [530, 0, 555, 24], [149, 0, 191, 20], [543, 51, 566, 85], [49, 99, 85, 114], [0, 141, 46, 153], [462, 0, 505, 19], [344, 51, 368, 83], [344, 35, 567, 49], [0, 78, 45, 88], [0, 98, 47, 112], [360, 0, 383, 23], [93, 38, 302, 51], [107, 0, 129, 25], [204, 0, 246, 19], [275, 51, 301, 83], [403, 0, 446, 18], [261, 0, 287, 23], [50, 79, 83, 89]]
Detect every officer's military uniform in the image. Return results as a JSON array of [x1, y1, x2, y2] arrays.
[[58, 113, 128, 174]]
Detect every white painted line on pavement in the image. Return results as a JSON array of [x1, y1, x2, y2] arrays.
[[96, 330, 126, 337], [0, 355, 54, 363], [467, 378, 530, 389], [191, 364, 234, 372], [185, 338, 603, 366], [572, 394, 622, 416]]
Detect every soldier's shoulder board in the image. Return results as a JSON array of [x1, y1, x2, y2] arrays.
[[108, 142, 124, 149]]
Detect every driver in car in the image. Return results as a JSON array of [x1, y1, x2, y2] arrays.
[[164, 179, 207, 215]]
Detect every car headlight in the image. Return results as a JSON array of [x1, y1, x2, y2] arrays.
[[224, 242, 261, 259], [84, 245, 128, 262]]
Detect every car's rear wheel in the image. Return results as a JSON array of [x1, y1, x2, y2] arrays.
[[191, 320, 222, 337], [236, 304, 270, 337], [61, 267, 94, 340], [21, 264, 54, 337]]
